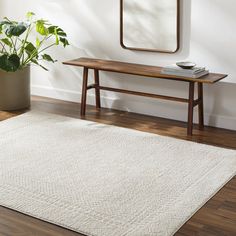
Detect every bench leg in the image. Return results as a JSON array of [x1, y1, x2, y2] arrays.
[[94, 69, 101, 109], [187, 82, 195, 136], [81, 67, 88, 116], [198, 83, 204, 130]]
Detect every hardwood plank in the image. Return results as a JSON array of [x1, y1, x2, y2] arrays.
[[0, 206, 84, 236], [0, 95, 235, 236], [63, 58, 227, 83]]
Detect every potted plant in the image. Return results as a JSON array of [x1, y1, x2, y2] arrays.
[[0, 12, 69, 110]]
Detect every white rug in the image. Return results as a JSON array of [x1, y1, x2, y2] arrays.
[[0, 111, 235, 236]]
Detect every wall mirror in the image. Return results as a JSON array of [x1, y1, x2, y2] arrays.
[[120, 0, 180, 53]]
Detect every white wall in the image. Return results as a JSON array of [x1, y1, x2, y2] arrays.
[[1, 0, 236, 130]]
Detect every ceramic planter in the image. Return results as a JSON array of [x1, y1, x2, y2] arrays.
[[0, 66, 30, 111]]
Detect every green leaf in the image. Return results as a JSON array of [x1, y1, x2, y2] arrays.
[[0, 21, 11, 26], [48, 26, 67, 37], [0, 38, 12, 47], [0, 54, 20, 72], [31, 59, 48, 71], [4, 22, 28, 37], [36, 20, 49, 36], [8, 54, 20, 70], [48, 26, 60, 45], [25, 42, 36, 52], [54, 27, 59, 45], [26, 12, 35, 20], [36, 37, 41, 47], [25, 42, 38, 58], [48, 26, 57, 34], [56, 28, 67, 37], [3, 17, 17, 24], [0, 21, 11, 34], [59, 37, 69, 47], [42, 54, 57, 63]]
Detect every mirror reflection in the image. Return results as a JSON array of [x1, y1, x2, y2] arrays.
[[121, 0, 179, 53]]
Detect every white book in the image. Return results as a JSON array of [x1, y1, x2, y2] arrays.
[[163, 64, 205, 75], [162, 69, 206, 77], [161, 70, 209, 79]]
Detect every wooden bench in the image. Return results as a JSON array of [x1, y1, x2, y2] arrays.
[[63, 58, 227, 135]]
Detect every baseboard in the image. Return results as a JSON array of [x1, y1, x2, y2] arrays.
[[31, 85, 236, 131]]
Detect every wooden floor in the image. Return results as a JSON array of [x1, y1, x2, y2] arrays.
[[0, 96, 236, 236]]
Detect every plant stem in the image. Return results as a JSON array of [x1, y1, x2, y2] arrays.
[[21, 34, 53, 66], [20, 25, 53, 66], [13, 37, 18, 52], [9, 37, 16, 54], [22, 42, 56, 66], [19, 23, 32, 60], [38, 35, 52, 49], [0, 41, 7, 54], [38, 43, 56, 54]]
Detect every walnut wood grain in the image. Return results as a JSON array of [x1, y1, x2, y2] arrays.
[[63, 58, 227, 84], [64, 58, 227, 135]]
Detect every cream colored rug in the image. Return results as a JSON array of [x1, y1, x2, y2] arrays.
[[0, 111, 235, 236]]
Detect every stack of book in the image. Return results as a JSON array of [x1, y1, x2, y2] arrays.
[[161, 65, 209, 78]]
